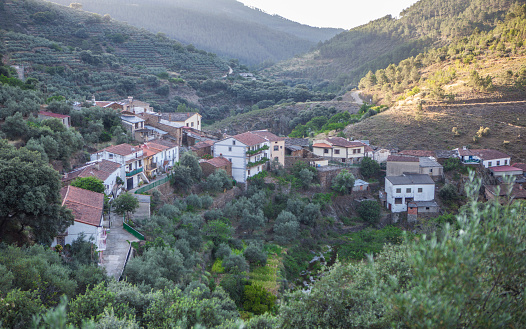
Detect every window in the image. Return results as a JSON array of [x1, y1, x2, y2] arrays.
[[248, 170, 251, 175], [406, 188, 411, 193], [496, 161, 500, 166], [228, 158, 232, 163], [232, 140, 236, 145], [274, 146, 279, 151], [396, 188, 401, 193], [488, 161, 492, 166], [109, 153, 114, 159], [418, 188, 423, 193], [426, 207, 430, 210], [280, 146, 283, 149], [429, 168, 433, 173], [191, 122, 194, 127], [335, 149, 340, 155], [406, 197, 413, 203], [186, 123, 189, 127], [395, 198, 403, 204], [324, 149, 329, 154], [274, 157, 279, 161], [228, 146, 232, 152], [505, 159, 508, 165], [138, 160, 142, 167]]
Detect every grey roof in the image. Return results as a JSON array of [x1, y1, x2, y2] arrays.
[[285, 138, 309, 147], [161, 112, 199, 122], [145, 125, 168, 135], [386, 174, 435, 185], [286, 145, 303, 152], [419, 157, 443, 168], [121, 115, 144, 123], [354, 179, 369, 186]]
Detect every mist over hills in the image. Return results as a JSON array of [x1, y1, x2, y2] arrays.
[[48, 0, 343, 65]]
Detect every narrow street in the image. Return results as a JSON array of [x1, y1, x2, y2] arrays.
[[101, 211, 140, 280]]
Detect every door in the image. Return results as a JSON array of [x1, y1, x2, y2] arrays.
[[127, 178, 134, 190]]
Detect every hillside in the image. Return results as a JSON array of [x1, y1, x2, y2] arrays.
[[48, 0, 343, 65], [0, 0, 334, 117], [264, 0, 526, 91]]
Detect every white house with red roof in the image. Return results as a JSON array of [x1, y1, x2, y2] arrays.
[[63, 160, 124, 198], [38, 111, 71, 128], [91, 144, 148, 190], [52, 186, 106, 259], [455, 147, 511, 168], [312, 137, 367, 164], [214, 131, 274, 183]]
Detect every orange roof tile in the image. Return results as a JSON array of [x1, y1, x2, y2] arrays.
[[61, 186, 104, 227]]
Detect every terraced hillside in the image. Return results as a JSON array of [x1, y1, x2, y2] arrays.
[[0, 0, 228, 103]]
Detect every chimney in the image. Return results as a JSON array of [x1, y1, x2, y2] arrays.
[[520, 184, 523, 190], [95, 162, 100, 171]]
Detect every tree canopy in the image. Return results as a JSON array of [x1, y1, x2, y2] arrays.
[[0, 140, 73, 244]]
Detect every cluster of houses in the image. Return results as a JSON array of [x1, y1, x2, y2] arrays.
[[43, 97, 526, 253]]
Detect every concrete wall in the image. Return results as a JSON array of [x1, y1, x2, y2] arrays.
[[386, 161, 420, 176], [270, 140, 285, 166], [385, 178, 435, 213], [214, 138, 248, 183], [483, 158, 511, 168]]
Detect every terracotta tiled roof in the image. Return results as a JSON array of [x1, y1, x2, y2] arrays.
[[101, 144, 141, 156], [364, 145, 374, 153], [471, 149, 510, 161], [399, 150, 435, 157], [327, 137, 365, 148], [61, 186, 104, 227], [63, 160, 121, 182], [95, 101, 112, 107], [512, 163, 526, 171], [313, 143, 332, 148], [252, 130, 285, 142], [206, 157, 231, 168], [191, 140, 215, 150], [387, 155, 420, 162], [486, 184, 526, 198], [233, 132, 267, 146], [459, 148, 510, 160], [39, 111, 70, 119], [489, 166, 523, 172]]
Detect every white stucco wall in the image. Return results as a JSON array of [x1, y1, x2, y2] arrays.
[[385, 178, 435, 213]]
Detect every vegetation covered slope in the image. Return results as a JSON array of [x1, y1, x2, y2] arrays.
[[48, 0, 343, 65], [0, 0, 335, 119], [265, 0, 526, 91]]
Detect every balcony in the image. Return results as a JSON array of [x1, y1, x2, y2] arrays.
[[126, 167, 143, 177]]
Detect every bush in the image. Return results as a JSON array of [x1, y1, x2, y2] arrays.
[[439, 184, 459, 201], [243, 243, 267, 266], [185, 194, 202, 210], [222, 254, 249, 274], [242, 284, 276, 315], [360, 157, 380, 178], [215, 243, 232, 259], [331, 170, 355, 195], [357, 200, 381, 224]]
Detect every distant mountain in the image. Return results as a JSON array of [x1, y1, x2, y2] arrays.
[[265, 0, 526, 91], [48, 0, 343, 65]]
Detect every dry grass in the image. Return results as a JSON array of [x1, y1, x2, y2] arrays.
[[344, 101, 526, 162]]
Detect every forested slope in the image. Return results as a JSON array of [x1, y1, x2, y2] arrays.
[[48, 0, 343, 65], [265, 0, 526, 91]]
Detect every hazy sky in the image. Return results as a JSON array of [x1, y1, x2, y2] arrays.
[[238, 0, 419, 29]]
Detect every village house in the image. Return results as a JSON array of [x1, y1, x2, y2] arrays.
[[252, 130, 286, 166], [386, 155, 443, 178], [214, 131, 270, 183], [200, 156, 232, 178], [63, 160, 123, 198], [384, 174, 436, 213], [456, 147, 511, 168], [312, 137, 366, 164], [161, 112, 202, 131], [190, 140, 216, 158], [93, 96, 153, 114], [140, 112, 183, 145], [38, 111, 71, 128], [484, 183, 526, 203], [140, 139, 179, 178], [284, 138, 309, 156], [121, 112, 146, 138], [91, 144, 148, 190], [489, 165, 523, 177], [372, 148, 391, 163], [353, 179, 370, 192], [52, 186, 107, 262]]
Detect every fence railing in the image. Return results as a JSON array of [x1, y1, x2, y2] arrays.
[[123, 221, 145, 241], [126, 167, 144, 177], [134, 176, 170, 194]]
